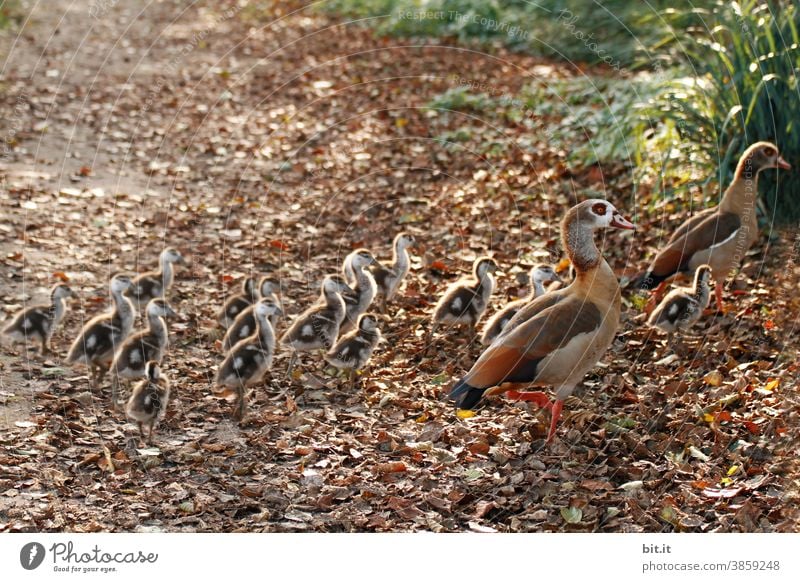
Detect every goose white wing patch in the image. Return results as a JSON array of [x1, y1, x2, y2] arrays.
[[86, 334, 97, 349], [129, 350, 142, 364], [708, 229, 739, 249], [667, 303, 680, 317], [233, 357, 244, 370], [302, 324, 313, 337], [451, 297, 463, 311], [22, 318, 33, 330]]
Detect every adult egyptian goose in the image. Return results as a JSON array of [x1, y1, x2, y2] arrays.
[[429, 256, 498, 347], [637, 142, 790, 311], [126, 248, 186, 309], [340, 249, 378, 334], [3, 283, 75, 356], [111, 298, 177, 407], [647, 264, 712, 347], [221, 277, 281, 352], [218, 276, 257, 329], [480, 264, 561, 345], [449, 200, 634, 443], [280, 274, 350, 376], [66, 274, 136, 389], [370, 233, 416, 312], [216, 298, 283, 420], [325, 313, 383, 387], [126, 361, 171, 444]]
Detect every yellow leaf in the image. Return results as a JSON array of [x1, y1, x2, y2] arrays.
[[764, 378, 780, 391], [719, 477, 733, 486], [395, 117, 408, 128], [727, 465, 739, 476], [456, 409, 477, 419], [703, 413, 714, 423], [704, 370, 723, 386], [415, 413, 429, 423], [556, 258, 572, 273]]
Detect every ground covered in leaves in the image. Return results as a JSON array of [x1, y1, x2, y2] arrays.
[[1, 0, 799, 533]]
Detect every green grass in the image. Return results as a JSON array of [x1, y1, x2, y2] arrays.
[[635, 0, 800, 223], [0, 0, 22, 29], [321, 0, 713, 69]]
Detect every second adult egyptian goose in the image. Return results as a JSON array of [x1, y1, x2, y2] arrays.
[[480, 264, 560, 345], [449, 199, 634, 443], [637, 142, 790, 311]]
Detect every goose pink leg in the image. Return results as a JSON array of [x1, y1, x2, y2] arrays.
[[506, 391, 564, 443]]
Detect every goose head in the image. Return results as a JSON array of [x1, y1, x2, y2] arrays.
[[52, 283, 76, 300], [255, 298, 283, 320], [473, 256, 499, 279], [146, 298, 177, 319], [746, 142, 791, 172], [161, 247, 187, 265]]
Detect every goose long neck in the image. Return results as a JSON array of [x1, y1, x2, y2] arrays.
[[112, 288, 135, 335], [352, 262, 372, 291], [52, 296, 67, 325], [147, 312, 167, 338], [257, 313, 275, 346], [474, 271, 495, 296], [722, 155, 762, 215], [564, 218, 600, 274], [393, 243, 410, 273], [160, 257, 175, 289], [324, 288, 342, 309]]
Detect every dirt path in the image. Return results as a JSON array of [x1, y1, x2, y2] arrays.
[[1, 1, 798, 532]]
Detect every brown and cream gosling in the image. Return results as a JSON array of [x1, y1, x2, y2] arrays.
[[2, 283, 75, 356], [66, 274, 136, 389], [218, 276, 258, 329], [126, 361, 171, 445], [341, 249, 378, 334], [647, 264, 712, 348], [221, 277, 281, 351], [325, 313, 383, 387], [369, 232, 416, 312], [126, 248, 186, 309], [280, 274, 350, 376], [111, 298, 177, 408], [428, 256, 498, 348], [480, 264, 560, 345], [216, 298, 283, 421]]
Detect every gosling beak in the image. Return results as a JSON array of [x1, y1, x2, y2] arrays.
[[777, 156, 791, 170]]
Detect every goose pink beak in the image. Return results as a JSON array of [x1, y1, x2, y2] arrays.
[[777, 156, 791, 170], [610, 213, 635, 230]]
